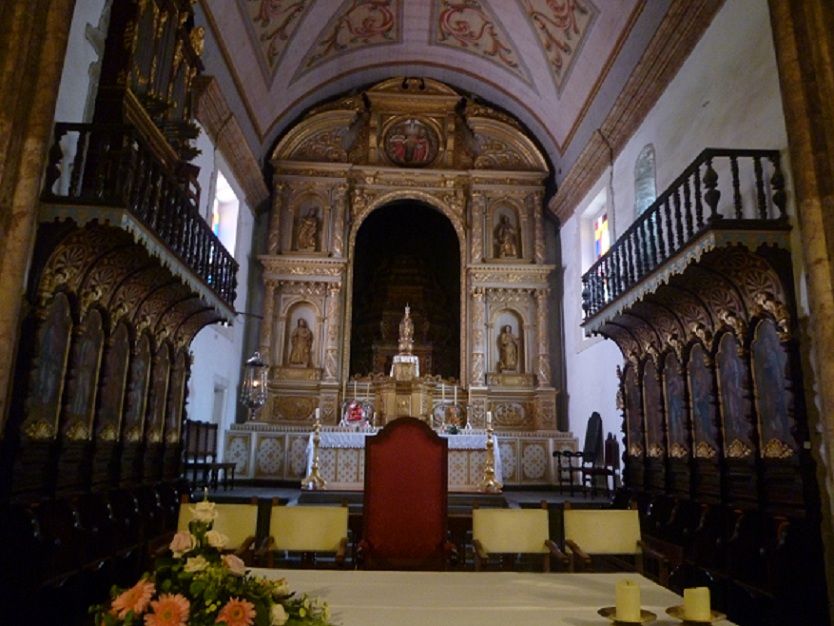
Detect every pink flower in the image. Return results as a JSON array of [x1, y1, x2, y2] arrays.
[[222, 553, 247, 576], [215, 597, 256, 626], [111, 578, 155, 618], [144, 593, 190, 626], [169, 531, 196, 557]]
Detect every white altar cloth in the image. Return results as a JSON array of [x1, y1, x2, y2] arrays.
[[252, 569, 737, 626], [306, 429, 503, 489]]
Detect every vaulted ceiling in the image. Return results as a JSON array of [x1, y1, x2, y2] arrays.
[[198, 0, 670, 175]]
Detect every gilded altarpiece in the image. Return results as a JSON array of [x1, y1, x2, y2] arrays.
[[241, 78, 568, 486]]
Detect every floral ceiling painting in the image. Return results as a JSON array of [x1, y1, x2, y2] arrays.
[[431, 0, 532, 85], [239, 0, 314, 83], [521, 0, 598, 94], [295, 0, 403, 81]]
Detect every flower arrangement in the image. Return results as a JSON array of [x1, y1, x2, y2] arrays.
[[91, 498, 334, 626]]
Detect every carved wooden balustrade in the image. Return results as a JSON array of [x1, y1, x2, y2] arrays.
[[41, 122, 237, 307], [582, 148, 787, 321]]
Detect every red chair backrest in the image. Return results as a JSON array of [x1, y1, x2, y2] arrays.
[[363, 417, 448, 569]]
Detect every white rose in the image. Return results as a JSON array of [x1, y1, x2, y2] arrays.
[[222, 553, 246, 576], [205, 530, 228, 549], [183, 555, 209, 573], [271, 578, 290, 597], [270, 603, 288, 626], [169, 531, 196, 557], [189, 500, 217, 523]]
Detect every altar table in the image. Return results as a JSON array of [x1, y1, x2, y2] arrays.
[[253, 569, 737, 626], [306, 429, 502, 491]]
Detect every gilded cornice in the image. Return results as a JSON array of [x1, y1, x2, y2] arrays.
[[260, 255, 348, 281], [468, 264, 554, 288]]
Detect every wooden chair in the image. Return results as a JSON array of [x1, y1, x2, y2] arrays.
[[472, 503, 568, 572], [553, 449, 584, 495], [261, 503, 349, 568], [357, 416, 456, 569], [562, 506, 669, 585], [177, 496, 258, 563]]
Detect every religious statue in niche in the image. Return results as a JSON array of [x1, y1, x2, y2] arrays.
[[288, 318, 314, 367], [384, 118, 438, 166], [494, 214, 519, 258], [497, 324, 519, 372], [295, 208, 319, 251]]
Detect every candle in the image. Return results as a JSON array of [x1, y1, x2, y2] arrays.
[[683, 587, 711, 621], [486, 411, 493, 428], [366, 382, 370, 400], [314, 408, 320, 422], [441, 383, 445, 402], [353, 381, 357, 400], [615, 579, 641, 622], [454, 386, 457, 404]]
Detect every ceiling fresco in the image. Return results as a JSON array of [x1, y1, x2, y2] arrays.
[[200, 0, 651, 165]]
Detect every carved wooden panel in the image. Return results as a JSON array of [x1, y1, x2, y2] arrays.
[[123, 334, 152, 443], [62, 309, 105, 441], [751, 319, 796, 458], [643, 359, 665, 459], [145, 343, 171, 443], [624, 365, 643, 457], [22, 293, 73, 440], [663, 352, 688, 458], [687, 343, 718, 458], [716, 332, 754, 459]]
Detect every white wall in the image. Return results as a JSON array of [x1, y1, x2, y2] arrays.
[[559, 0, 790, 450], [188, 144, 255, 459], [55, 0, 109, 123]]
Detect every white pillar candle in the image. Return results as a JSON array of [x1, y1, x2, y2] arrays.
[[683, 587, 711, 621], [353, 380, 357, 400], [314, 408, 320, 421], [486, 411, 493, 428], [454, 386, 457, 404], [615, 579, 641, 622], [441, 383, 445, 402]]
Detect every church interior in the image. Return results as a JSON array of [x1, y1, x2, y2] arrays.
[[1, 0, 833, 624]]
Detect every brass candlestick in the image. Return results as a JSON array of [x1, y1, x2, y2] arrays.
[[480, 421, 502, 493], [301, 415, 327, 490]]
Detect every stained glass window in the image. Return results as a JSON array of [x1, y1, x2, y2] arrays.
[[594, 212, 610, 258]]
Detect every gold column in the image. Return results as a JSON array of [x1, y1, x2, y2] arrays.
[[266, 181, 285, 254], [769, 0, 834, 612], [535, 288, 551, 386], [0, 0, 76, 431], [323, 283, 342, 382], [470, 191, 485, 263], [258, 280, 277, 365], [530, 191, 545, 265], [470, 288, 486, 386], [331, 183, 347, 257]]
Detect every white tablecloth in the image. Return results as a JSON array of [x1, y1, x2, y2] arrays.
[[251, 569, 737, 626], [307, 430, 503, 486]]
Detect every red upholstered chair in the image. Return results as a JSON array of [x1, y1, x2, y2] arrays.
[[357, 417, 456, 570]]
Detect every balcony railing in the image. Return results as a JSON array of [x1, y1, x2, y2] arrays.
[[42, 123, 237, 307], [582, 148, 788, 321]]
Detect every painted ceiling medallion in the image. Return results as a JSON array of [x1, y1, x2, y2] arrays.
[[295, 0, 402, 80], [240, 0, 313, 81], [383, 118, 439, 167], [431, 0, 532, 85], [521, 0, 598, 93]]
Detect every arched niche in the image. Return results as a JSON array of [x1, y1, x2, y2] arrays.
[[348, 200, 460, 378], [493, 309, 524, 374], [292, 192, 325, 252], [623, 364, 644, 457], [490, 200, 522, 260], [146, 342, 172, 443], [687, 343, 718, 458], [284, 301, 318, 368]]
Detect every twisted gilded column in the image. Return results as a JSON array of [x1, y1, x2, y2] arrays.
[[258, 280, 277, 365], [266, 182, 286, 254], [323, 283, 342, 381], [535, 288, 551, 386], [0, 0, 76, 430], [331, 183, 347, 257], [530, 191, 546, 264], [470, 191, 485, 263], [470, 287, 486, 385]]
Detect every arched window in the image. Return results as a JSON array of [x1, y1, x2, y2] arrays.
[[634, 144, 656, 216], [210, 171, 240, 255]]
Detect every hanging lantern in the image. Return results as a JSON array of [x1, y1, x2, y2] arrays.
[[240, 351, 268, 421]]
